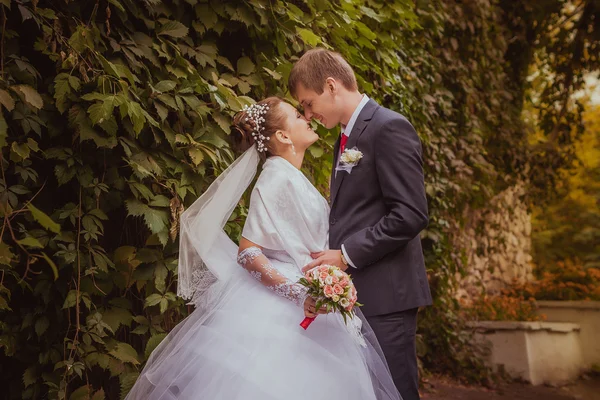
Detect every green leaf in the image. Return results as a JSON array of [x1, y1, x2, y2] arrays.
[[212, 113, 230, 133], [35, 316, 49, 337], [11, 85, 43, 109], [16, 236, 43, 248], [41, 252, 59, 281], [68, 75, 81, 91], [149, 195, 170, 207], [237, 80, 251, 94], [0, 295, 10, 311], [97, 54, 120, 79], [69, 385, 91, 400], [355, 21, 377, 41], [217, 56, 234, 71], [159, 298, 169, 313], [262, 67, 282, 80], [88, 102, 106, 124], [114, 63, 136, 86], [23, 367, 36, 388], [155, 80, 177, 92], [24, 140, 39, 155], [196, 44, 217, 67], [237, 57, 255, 75], [188, 148, 204, 165], [102, 308, 133, 333], [157, 94, 177, 109], [63, 290, 78, 309], [196, 4, 218, 29], [107, 0, 125, 12], [11, 142, 30, 160], [89, 208, 109, 220], [91, 389, 105, 400], [125, 199, 168, 234], [154, 262, 168, 292], [145, 293, 163, 307], [158, 20, 189, 38], [309, 146, 324, 158], [154, 102, 169, 121], [144, 333, 167, 359], [119, 372, 139, 399], [108, 342, 139, 365], [27, 203, 61, 233], [81, 92, 110, 102], [0, 242, 15, 266], [54, 78, 71, 113], [0, 89, 14, 111], [297, 28, 320, 47]]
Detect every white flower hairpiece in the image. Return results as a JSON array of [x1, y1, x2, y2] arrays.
[[242, 103, 270, 152]]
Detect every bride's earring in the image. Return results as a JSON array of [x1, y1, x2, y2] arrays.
[[290, 142, 296, 156]]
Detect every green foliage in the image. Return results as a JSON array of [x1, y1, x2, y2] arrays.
[[532, 105, 600, 270], [0, 0, 595, 398], [507, 0, 600, 201]]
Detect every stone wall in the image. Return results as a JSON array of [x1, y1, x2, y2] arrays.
[[454, 182, 535, 302]]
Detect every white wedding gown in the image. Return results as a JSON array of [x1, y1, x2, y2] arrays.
[[126, 156, 401, 400]]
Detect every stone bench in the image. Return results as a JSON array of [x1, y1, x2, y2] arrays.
[[467, 321, 584, 385], [537, 300, 600, 369]]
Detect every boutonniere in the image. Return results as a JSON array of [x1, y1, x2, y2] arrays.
[[335, 147, 363, 174]]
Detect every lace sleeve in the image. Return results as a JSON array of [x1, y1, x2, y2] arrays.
[[237, 246, 308, 307]]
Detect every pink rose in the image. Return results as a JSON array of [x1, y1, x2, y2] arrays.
[[333, 284, 344, 295], [340, 278, 349, 287], [318, 266, 329, 273], [319, 272, 329, 281], [332, 275, 340, 284], [324, 285, 334, 298]]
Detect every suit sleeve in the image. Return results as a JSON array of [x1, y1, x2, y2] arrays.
[[342, 117, 429, 268]]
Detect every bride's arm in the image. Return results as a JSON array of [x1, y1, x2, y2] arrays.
[[237, 238, 308, 308]]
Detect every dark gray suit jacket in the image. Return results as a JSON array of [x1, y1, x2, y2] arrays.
[[329, 99, 432, 317]]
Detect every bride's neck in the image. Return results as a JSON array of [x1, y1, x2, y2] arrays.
[[276, 149, 305, 169]]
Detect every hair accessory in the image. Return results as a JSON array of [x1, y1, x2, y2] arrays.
[[242, 103, 271, 153]]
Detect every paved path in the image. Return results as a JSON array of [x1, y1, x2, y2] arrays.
[[421, 375, 600, 400]]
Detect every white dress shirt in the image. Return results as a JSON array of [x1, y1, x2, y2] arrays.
[[336, 94, 370, 170]]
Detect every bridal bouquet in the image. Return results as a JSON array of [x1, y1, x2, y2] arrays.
[[298, 265, 361, 330]]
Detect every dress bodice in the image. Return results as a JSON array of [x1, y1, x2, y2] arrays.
[[242, 156, 330, 274]]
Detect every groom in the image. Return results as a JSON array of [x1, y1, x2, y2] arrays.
[[292, 49, 432, 400]]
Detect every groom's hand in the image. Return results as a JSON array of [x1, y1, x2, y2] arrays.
[[302, 250, 347, 273]]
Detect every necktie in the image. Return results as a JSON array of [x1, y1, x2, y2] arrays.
[[340, 134, 348, 153]]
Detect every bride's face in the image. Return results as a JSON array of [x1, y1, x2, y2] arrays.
[[277, 102, 319, 150]]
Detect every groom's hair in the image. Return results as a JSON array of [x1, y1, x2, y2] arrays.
[[289, 49, 358, 98]]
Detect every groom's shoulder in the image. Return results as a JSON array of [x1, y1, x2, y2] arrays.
[[370, 103, 416, 136], [373, 103, 411, 125]]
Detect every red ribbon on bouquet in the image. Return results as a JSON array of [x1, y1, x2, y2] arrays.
[[300, 316, 315, 330]]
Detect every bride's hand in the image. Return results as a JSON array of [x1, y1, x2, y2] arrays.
[[303, 297, 328, 318]]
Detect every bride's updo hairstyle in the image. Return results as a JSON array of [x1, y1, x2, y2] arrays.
[[232, 96, 287, 161]]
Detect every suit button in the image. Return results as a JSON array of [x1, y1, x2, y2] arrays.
[[330, 218, 336, 225]]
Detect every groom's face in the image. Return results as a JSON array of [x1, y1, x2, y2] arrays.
[[295, 83, 340, 130]]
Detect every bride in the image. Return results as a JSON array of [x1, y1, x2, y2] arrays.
[[125, 97, 402, 400]]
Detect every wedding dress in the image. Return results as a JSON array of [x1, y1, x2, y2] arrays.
[[125, 148, 401, 400]]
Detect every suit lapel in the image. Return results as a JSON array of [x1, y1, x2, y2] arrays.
[[330, 134, 341, 192], [330, 99, 379, 207]]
